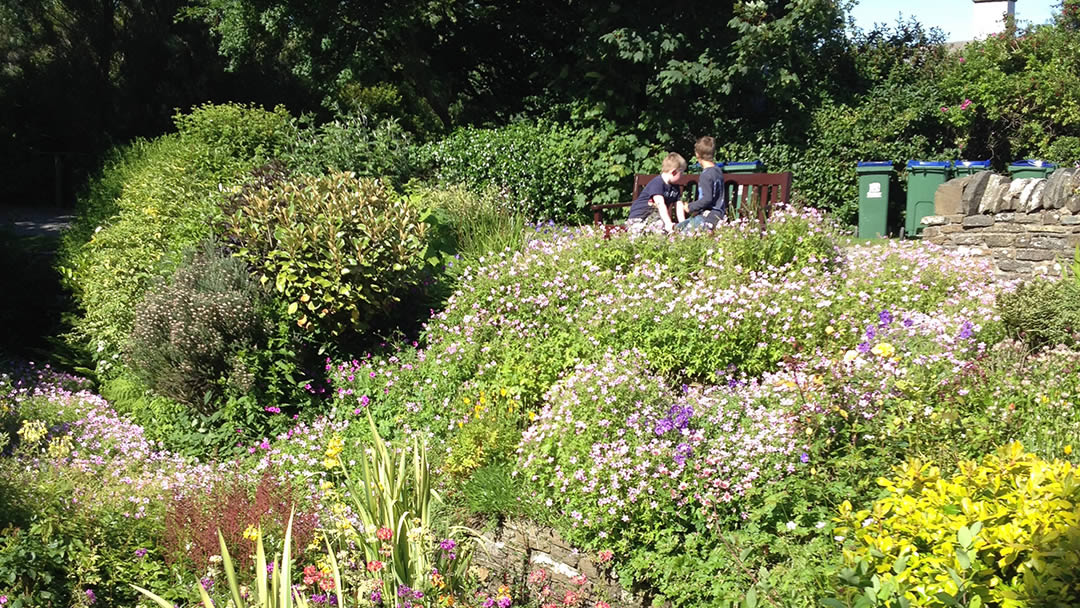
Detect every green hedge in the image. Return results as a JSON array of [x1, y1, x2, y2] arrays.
[[419, 119, 659, 223]]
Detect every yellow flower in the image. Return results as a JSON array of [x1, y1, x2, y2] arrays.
[[1066, 445, 1073, 455], [825, 326, 835, 335], [843, 350, 859, 364], [17, 420, 48, 445], [500, 387, 508, 397], [243, 525, 259, 542], [871, 342, 896, 358], [463, 396, 471, 405], [319, 480, 334, 491]]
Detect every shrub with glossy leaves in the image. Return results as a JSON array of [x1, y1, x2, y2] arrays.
[[222, 170, 430, 343], [831, 442, 1080, 607]]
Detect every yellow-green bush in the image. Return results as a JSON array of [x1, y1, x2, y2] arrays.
[[831, 442, 1080, 607], [222, 170, 430, 341]]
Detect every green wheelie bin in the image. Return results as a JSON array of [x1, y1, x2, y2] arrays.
[[953, 160, 991, 176], [857, 161, 893, 238], [905, 161, 951, 238], [1007, 159, 1056, 179], [722, 160, 764, 217]]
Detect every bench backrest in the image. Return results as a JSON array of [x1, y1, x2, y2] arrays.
[[629, 171, 793, 227]]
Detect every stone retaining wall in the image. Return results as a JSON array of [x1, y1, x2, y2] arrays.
[[471, 518, 654, 608], [921, 169, 1080, 278]]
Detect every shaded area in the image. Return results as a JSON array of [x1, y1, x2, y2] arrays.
[[0, 207, 75, 360]]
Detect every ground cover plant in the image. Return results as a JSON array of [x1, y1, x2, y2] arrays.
[[11, 205, 1080, 606]]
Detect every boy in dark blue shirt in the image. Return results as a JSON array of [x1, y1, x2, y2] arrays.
[[627, 152, 687, 233], [676, 136, 726, 231]]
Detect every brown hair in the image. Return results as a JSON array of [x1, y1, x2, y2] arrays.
[[661, 152, 687, 173], [694, 136, 715, 162]]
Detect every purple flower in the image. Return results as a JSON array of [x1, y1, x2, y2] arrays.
[[439, 538, 456, 551], [800, 452, 809, 463], [497, 597, 512, 608], [878, 310, 892, 326], [864, 325, 877, 340], [85, 589, 97, 605], [857, 342, 871, 354], [135, 547, 148, 558], [958, 321, 974, 340], [673, 442, 693, 466], [370, 589, 383, 604]]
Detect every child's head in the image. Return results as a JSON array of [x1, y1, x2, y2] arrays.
[[694, 136, 715, 162], [661, 152, 687, 182]]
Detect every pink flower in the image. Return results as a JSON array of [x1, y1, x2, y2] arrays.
[[960, 99, 973, 111], [941, 106, 949, 112], [596, 549, 614, 563], [376, 527, 393, 541], [366, 560, 384, 572], [959, 57, 966, 63]]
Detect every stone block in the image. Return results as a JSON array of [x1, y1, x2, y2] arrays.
[[963, 215, 995, 228], [981, 174, 1014, 213], [1033, 261, 1063, 276], [1016, 248, 1057, 261], [983, 233, 1017, 248], [1068, 191, 1080, 214], [1003, 178, 1031, 212], [997, 259, 1033, 273], [961, 171, 995, 215], [952, 233, 986, 245], [1015, 234, 1031, 248], [1061, 215, 1080, 225], [1014, 213, 1040, 224], [1043, 211, 1062, 224], [938, 224, 963, 234], [921, 215, 947, 226], [994, 213, 1016, 222], [1031, 236, 1066, 249], [1027, 224, 1072, 233], [1043, 168, 1078, 209], [957, 245, 992, 256], [1022, 179, 1047, 212], [922, 226, 942, 241], [934, 177, 969, 215]]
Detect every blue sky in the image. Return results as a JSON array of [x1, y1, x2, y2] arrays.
[[850, 0, 1059, 42]]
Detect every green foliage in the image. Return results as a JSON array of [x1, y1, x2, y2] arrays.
[[285, 115, 415, 188], [830, 443, 1080, 607], [222, 169, 431, 344], [0, 426, 168, 608], [939, 19, 1080, 160], [419, 119, 655, 222], [406, 183, 531, 264], [997, 277, 1080, 349], [126, 242, 265, 413], [58, 103, 298, 376]]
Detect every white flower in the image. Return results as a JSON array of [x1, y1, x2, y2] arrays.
[[785, 521, 797, 531]]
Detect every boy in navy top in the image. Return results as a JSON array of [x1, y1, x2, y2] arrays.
[[627, 152, 687, 233], [676, 136, 726, 231]]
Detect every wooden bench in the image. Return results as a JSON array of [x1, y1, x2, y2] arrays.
[[590, 171, 794, 238]]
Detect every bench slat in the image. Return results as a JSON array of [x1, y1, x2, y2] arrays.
[[590, 171, 793, 237]]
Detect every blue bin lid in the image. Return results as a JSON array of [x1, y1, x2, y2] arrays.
[[953, 160, 991, 169], [723, 160, 764, 169], [906, 160, 950, 169], [1009, 159, 1056, 169], [857, 161, 893, 168]]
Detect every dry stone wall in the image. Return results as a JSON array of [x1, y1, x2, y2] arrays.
[[471, 518, 656, 608], [921, 169, 1080, 278]]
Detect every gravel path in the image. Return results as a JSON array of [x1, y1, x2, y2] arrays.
[[0, 206, 75, 238]]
